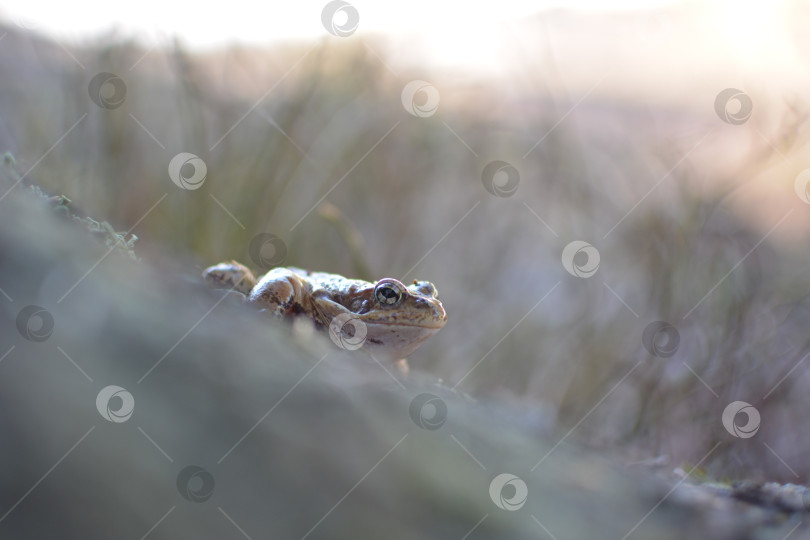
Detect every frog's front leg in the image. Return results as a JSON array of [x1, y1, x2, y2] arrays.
[[247, 267, 310, 317], [203, 260, 257, 296]]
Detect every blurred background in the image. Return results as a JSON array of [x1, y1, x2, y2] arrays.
[[2, 0, 810, 482]]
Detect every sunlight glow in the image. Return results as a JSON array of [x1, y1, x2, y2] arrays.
[[2, 0, 677, 50], [0, 0, 798, 80]]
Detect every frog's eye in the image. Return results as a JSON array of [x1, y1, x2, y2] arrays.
[[374, 280, 402, 306]]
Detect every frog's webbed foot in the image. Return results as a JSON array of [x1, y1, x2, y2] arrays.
[[202, 260, 257, 296]]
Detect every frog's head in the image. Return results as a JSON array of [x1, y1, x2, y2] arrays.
[[329, 277, 447, 359]]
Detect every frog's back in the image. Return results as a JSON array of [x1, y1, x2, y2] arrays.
[[287, 267, 373, 298]]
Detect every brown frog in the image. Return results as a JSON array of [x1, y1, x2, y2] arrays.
[[203, 261, 447, 370]]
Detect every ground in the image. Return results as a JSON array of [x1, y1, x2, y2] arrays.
[[0, 160, 808, 539]]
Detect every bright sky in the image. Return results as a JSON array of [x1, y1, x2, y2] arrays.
[[2, 0, 679, 48], [0, 0, 798, 79]]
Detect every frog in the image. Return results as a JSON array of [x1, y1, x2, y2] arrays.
[[203, 261, 447, 372]]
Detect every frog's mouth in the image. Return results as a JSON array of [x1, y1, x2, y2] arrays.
[[358, 303, 447, 331], [365, 320, 446, 330]]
